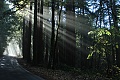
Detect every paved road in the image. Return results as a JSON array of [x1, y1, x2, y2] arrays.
[[0, 56, 44, 80]]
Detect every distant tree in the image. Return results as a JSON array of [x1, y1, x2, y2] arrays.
[[65, 0, 76, 67]]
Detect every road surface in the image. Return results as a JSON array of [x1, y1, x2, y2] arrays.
[[0, 56, 44, 80]]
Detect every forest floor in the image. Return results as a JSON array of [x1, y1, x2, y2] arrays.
[[17, 58, 113, 80]]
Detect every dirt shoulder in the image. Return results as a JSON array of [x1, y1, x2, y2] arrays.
[[17, 58, 109, 80]]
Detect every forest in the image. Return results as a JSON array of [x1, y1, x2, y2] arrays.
[[0, 0, 120, 79]]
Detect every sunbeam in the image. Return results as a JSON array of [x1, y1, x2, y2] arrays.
[[3, 39, 22, 58]]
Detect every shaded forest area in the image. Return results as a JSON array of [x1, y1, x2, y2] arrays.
[[1, 0, 120, 79]]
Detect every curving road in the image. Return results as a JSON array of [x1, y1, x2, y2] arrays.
[[0, 56, 44, 80]]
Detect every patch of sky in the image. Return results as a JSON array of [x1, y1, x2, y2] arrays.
[[5, 0, 14, 9], [116, 0, 120, 5], [86, 0, 100, 13]]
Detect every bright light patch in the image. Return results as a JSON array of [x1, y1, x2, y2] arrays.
[[5, 1, 14, 9], [3, 39, 22, 58]]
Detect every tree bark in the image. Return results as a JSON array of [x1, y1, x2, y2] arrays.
[[33, 0, 38, 65]]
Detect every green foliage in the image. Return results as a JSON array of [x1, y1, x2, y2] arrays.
[[0, 0, 23, 54], [87, 52, 94, 59], [87, 28, 112, 59], [2, 0, 30, 16], [7, 0, 30, 9], [87, 26, 120, 74]]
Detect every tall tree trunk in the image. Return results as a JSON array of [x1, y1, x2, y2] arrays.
[[22, 17, 26, 59], [48, 0, 55, 69], [110, 0, 120, 67], [65, 0, 76, 67], [54, 0, 63, 67], [107, 0, 115, 65], [37, 0, 44, 64], [26, 2, 32, 63], [33, 0, 38, 65]]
